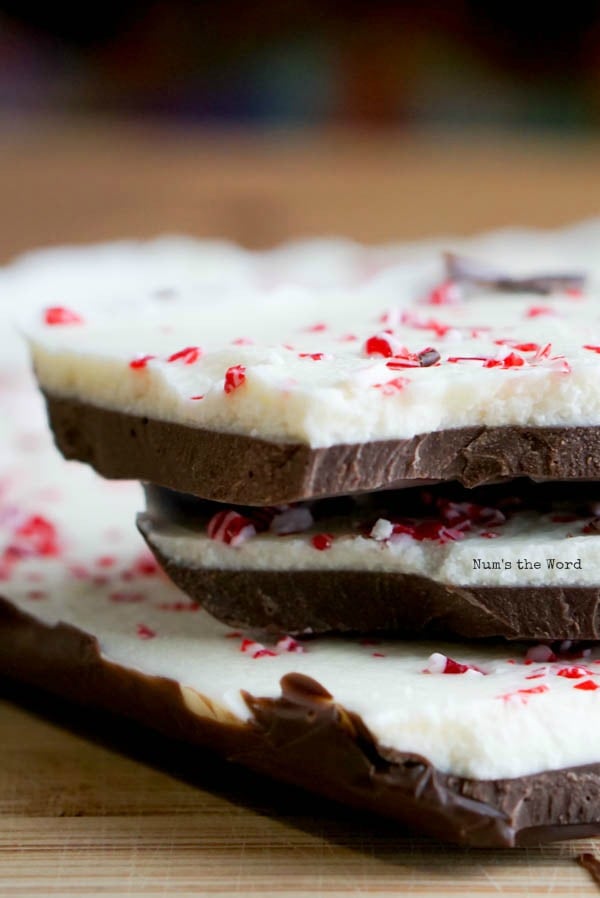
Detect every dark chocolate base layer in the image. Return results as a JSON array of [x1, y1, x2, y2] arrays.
[[43, 393, 600, 505], [2, 594, 600, 848], [139, 526, 600, 640]]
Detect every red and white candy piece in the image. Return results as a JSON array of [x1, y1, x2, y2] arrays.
[[423, 652, 484, 675], [224, 365, 246, 394], [207, 510, 256, 547], [167, 346, 202, 365], [43, 306, 83, 326]]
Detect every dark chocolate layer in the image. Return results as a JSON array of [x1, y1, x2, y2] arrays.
[[2, 595, 600, 848], [140, 523, 600, 639], [44, 393, 600, 505]]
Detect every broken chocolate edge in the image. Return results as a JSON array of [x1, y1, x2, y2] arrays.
[[44, 393, 600, 505], [2, 594, 600, 848]]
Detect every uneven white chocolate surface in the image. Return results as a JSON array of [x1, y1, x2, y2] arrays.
[[4, 233, 600, 780], [24, 220, 600, 448]]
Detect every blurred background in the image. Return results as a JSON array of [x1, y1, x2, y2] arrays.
[[1, 0, 600, 258]]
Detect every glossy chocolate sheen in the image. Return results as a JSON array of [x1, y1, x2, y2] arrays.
[[2, 595, 600, 848], [44, 393, 600, 505]]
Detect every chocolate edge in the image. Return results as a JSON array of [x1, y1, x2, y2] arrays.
[[43, 393, 600, 505], [139, 518, 600, 641], [2, 595, 600, 848]]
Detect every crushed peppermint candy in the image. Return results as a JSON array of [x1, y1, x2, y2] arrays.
[[311, 533, 334, 551], [207, 510, 256, 547], [224, 365, 246, 394], [498, 685, 549, 702], [370, 518, 394, 541], [275, 635, 305, 653], [43, 306, 84, 326], [167, 346, 202, 364], [426, 280, 462, 306], [269, 506, 314, 535], [373, 377, 410, 396], [423, 652, 484, 675], [574, 680, 600, 691], [526, 305, 556, 318], [364, 334, 408, 358], [4, 514, 60, 562], [129, 354, 155, 370]]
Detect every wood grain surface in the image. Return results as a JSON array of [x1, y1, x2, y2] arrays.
[[2, 679, 600, 898], [2, 121, 600, 896]]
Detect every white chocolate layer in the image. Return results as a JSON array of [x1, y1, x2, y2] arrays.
[[3, 233, 600, 780], [23, 221, 600, 448], [140, 502, 600, 587]]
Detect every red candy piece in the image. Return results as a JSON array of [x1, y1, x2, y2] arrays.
[[96, 555, 116, 568], [584, 345, 600, 354], [499, 684, 549, 701], [207, 510, 256, 547], [134, 554, 159, 576], [129, 354, 155, 370], [224, 365, 246, 394], [43, 306, 83, 326], [385, 359, 420, 370], [507, 342, 539, 352], [9, 515, 59, 558], [442, 657, 471, 674], [484, 352, 524, 369], [364, 335, 395, 357], [275, 635, 305, 653], [574, 679, 599, 691], [136, 624, 156, 639], [373, 377, 410, 396], [298, 352, 326, 361], [401, 313, 451, 338], [426, 280, 460, 306], [167, 346, 202, 365], [557, 666, 588, 679], [526, 305, 555, 318], [424, 652, 484, 675], [312, 533, 334, 551]]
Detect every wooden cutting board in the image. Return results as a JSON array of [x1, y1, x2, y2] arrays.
[[1, 680, 599, 898]]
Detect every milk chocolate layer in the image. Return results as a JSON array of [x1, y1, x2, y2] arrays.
[[44, 393, 600, 505], [2, 595, 600, 848]]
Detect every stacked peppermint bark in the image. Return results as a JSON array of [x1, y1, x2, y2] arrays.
[[14, 223, 600, 845]]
